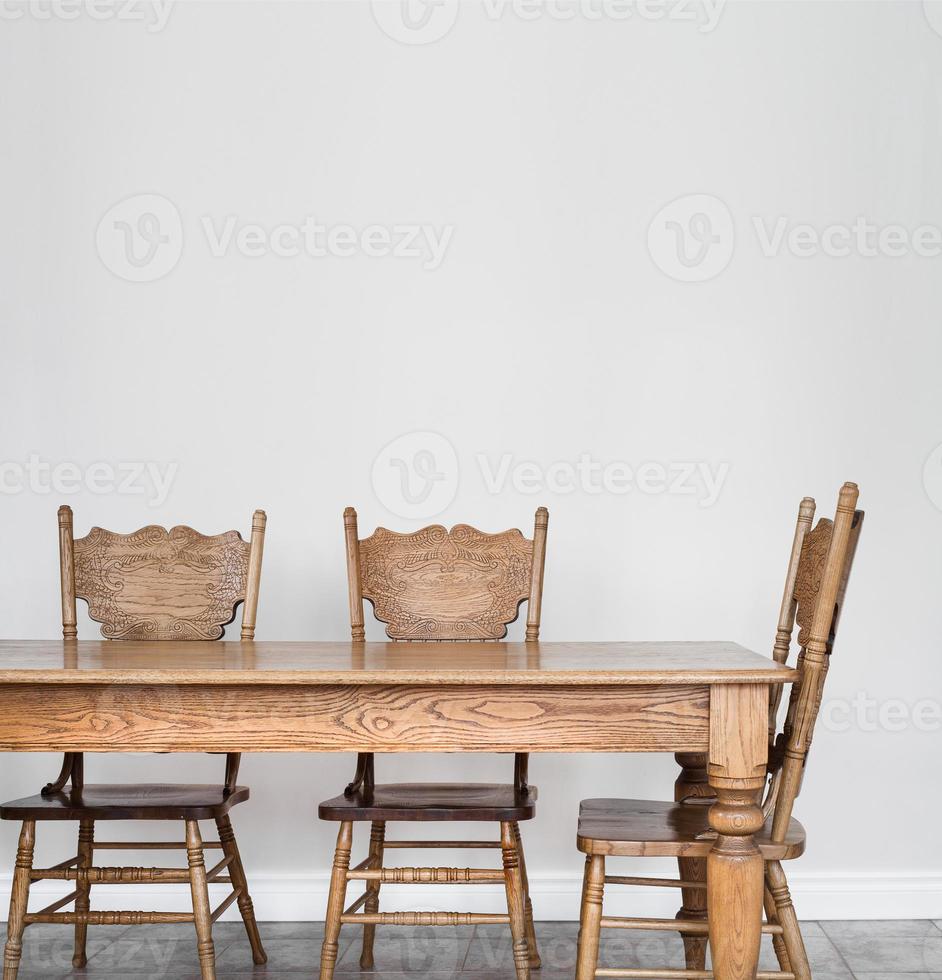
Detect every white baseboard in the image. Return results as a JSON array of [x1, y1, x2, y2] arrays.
[[2, 871, 940, 922]]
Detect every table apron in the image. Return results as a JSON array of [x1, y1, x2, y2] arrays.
[[0, 682, 711, 753]]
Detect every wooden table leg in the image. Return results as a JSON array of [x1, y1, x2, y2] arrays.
[[707, 684, 768, 980]]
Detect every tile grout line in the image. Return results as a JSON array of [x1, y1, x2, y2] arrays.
[[816, 920, 862, 978], [459, 923, 476, 971]]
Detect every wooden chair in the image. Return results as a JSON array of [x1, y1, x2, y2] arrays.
[[573, 483, 864, 980], [1, 506, 269, 980], [317, 506, 549, 980]]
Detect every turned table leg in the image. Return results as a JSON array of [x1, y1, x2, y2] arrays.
[[707, 685, 767, 980]]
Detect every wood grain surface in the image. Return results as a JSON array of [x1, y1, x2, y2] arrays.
[[0, 682, 710, 753], [0, 640, 795, 686], [58, 506, 267, 642], [353, 515, 545, 641]]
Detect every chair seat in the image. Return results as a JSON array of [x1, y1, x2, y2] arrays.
[[319, 783, 538, 822], [576, 798, 806, 860], [0, 784, 250, 821]]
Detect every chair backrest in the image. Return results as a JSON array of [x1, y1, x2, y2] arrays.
[[765, 482, 863, 840], [343, 507, 549, 641], [58, 505, 267, 641]]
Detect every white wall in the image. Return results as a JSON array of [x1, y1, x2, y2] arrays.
[[1, 0, 941, 921]]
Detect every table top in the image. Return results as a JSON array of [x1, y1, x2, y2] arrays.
[[0, 640, 795, 686]]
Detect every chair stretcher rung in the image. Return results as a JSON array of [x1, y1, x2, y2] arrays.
[[32, 867, 192, 884], [383, 841, 502, 849], [602, 916, 710, 934], [344, 891, 370, 916], [35, 890, 80, 916], [206, 855, 234, 882], [596, 971, 793, 980], [24, 911, 195, 926], [348, 867, 504, 884], [211, 889, 240, 923], [597, 971, 714, 979], [340, 911, 510, 926], [92, 841, 223, 850], [605, 875, 705, 890], [600, 916, 783, 937]]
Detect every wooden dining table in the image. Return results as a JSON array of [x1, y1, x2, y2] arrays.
[[0, 639, 795, 980]]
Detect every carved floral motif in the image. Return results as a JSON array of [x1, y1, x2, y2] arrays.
[[793, 518, 833, 648], [359, 524, 535, 640], [73, 525, 251, 640]]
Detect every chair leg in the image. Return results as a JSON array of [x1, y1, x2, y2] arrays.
[[575, 853, 604, 980], [3, 820, 36, 980], [676, 856, 708, 971], [186, 820, 216, 980], [73, 819, 95, 969], [3, 821, 35, 980], [512, 822, 541, 968], [320, 822, 352, 980], [359, 820, 386, 969], [766, 861, 809, 980], [215, 814, 267, 965], [764, 877, 791, 973], [501, 821, 530, 980]]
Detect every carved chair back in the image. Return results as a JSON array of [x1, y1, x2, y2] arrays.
[[342, 507, 548, 797], [343, 507, 548, 642], [52, 505, 266, 795], [764, 483, 863, 840], [58, 505, 267, 641]]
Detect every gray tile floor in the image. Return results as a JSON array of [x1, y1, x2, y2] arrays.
[[3, 919, 941, 979]]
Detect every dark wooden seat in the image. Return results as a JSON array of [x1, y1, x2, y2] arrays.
[[573, 485, 864, 980], [576, 798, 805, 861], [316, 507, 549, 980], [1, 506, 269, 980], [320, 783, 538, 822], [1, 785, 251, 822]]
